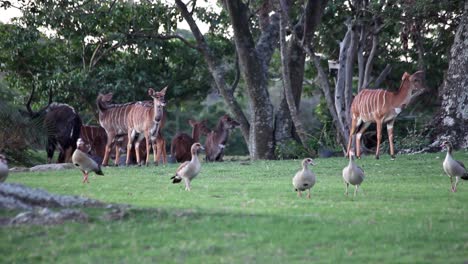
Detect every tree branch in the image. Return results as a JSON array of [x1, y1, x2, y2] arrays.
[[176, 0, 250, 143], [370, 64, 391, 88], [155, 34, 199, 50]]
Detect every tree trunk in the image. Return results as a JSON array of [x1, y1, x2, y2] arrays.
[[274, 0, 327, 147], [224, 0, 277, 160], [278, 11, 311, 153], [427, 2, 468, 148], [175, 0, 250, 145]]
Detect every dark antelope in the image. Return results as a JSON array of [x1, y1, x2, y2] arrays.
[[346, 71, 426, 159], [205, 114, 240, 162], [171, 119, 211, 163], [25, 86, 82, 163]]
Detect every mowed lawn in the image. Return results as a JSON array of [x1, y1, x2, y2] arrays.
[[1, 152, 467, 263]]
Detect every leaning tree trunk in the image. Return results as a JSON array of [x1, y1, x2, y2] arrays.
[[224, 0, 278, 160], [427, 1, 468, 148]]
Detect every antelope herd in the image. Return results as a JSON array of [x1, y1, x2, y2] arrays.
[[0, 70, 467, 193]]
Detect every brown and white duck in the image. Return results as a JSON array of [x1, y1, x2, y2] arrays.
[[441, 141, 468, 192], [0, 154, 8, 183], [72, 138, 104, 183], [342, 151, 365, 197], [292, 158, 316, 198], [171, 143, 204, 191]]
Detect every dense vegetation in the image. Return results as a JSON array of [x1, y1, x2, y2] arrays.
[[0, 0, 465, 163]]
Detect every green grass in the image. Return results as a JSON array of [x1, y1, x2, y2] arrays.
[[1, 152, 468, 263]]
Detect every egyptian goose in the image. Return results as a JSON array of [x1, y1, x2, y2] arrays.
[[441, 141, 468, 192], [292, 158, 316, 198], [72, 138, 104, 183], [0, 154, 8, 183], [171, 143, 204, 191], [342, 152, 365, 197]]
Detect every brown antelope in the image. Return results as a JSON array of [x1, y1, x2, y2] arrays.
[[96, 87, 167, 166], [97, 93, 137, 166], [171, 119, 211, 162], [126, 87, 167, 166], [80, 125, 147, 165], [205, 114, 240, 162], [346, 71, 426, 159]]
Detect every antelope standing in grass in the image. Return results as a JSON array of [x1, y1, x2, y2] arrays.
[[126, 87, 167, 166], [346, 71, 426, 160], [205, 114, 240, 162], [24, 86, 82, 163], [96, 87, 167, 166], [80, 125, 147, 165], [171, 119, 211, 163]]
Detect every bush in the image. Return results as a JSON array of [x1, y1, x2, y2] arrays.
[[0, 100, 45, 166]]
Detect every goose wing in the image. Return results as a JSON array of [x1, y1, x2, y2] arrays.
[[176, 161, 190, 175], [456, 160, 466, 170]]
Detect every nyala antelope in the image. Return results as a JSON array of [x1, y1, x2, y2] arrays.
[[96, 87, 167, 166], [346, 71, 426, 160]]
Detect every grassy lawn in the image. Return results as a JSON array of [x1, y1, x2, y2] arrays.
[[1, 152, 467, 263]]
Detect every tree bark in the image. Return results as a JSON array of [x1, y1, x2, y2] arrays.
[[224, 0, 277, 160], [275, 0, 327, 147], [175, 0, 250, 145], [278, 10, 311, 153], [427, 2, 468, 148]]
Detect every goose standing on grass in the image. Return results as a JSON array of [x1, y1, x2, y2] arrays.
[[292, 158, 316, 198], [441, 141, 468, 192], [171, 143, 204, 191], [72, 138, 104, 183], [342, 151, 365, 197], [0, 154, 8, 183]]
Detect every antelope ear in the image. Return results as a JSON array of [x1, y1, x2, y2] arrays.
[[102, 93, 113, 102], [148, 88, 156, 97], [402, 72, 410, 81], [159, 86, 168, 95]]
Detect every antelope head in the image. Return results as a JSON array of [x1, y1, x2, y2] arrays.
[[148, 86, 167, 107], [189, 119, 211, 135], [221, 114, 240, 130], [409, 71, 427, 94]]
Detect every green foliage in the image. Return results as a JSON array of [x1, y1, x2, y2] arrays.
[[2, 152, 467, 262], [0, 100, 45, 166]]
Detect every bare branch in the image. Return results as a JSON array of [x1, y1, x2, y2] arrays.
[[370, 64, 392, 88], [229, 54, 241, 95], [156, 34, 199, 50]]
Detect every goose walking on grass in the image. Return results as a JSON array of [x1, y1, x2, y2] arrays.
[[0, 154, 8, 183], [292, 158, 316, 199], [171, 143, 204, 191], [342, 152, 365, 197], [441, 141, 468, 192], [72, 138, 104, 183]]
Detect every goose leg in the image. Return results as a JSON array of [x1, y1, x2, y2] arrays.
[[307, 189, 311, 199], [450, 177, 455, 192], [82, 172, 89, 184], [345, 182, 349, 196], [184, 178, 191, 191], [297, 191, 302, 197], [454, 177, 459, 192], [354, 185, 359, 197]]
